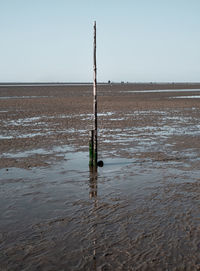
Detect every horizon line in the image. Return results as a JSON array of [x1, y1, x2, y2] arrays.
[[1, 81, 200, 85]]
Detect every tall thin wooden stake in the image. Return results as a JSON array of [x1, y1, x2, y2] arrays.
[[93, 21, 97, 167]]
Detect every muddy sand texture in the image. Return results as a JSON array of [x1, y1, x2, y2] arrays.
[[0, 83, 200, 270]]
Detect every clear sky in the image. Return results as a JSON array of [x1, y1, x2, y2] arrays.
[[1, 0, 200, 82]]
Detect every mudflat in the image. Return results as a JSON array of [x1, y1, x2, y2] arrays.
[[0, 83, 200, 270]]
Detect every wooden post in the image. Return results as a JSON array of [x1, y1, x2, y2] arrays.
[[93, 21, 97, 167]]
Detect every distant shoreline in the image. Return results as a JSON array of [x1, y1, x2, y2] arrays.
[[1, 82, 200, 85], [1, 82, 200, 90], [0, 82, 93, 87]]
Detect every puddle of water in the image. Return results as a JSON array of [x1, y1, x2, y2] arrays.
[[122, 89, 200, 93], [98, 112, 115, 117], [0, 135, 13, 139], [162, 116, 194, 121], [5, 117, 43, 126], [67, 128, 86, 134], [1, 148, 51, 158], [0, 147, 133, 181], [0, 131, 54, 140], [19, 131, 53, 139], [0, 145, 74, 160], [0, 96, 50, 99], [126, 110, 167, 116], [172, 95, 200, 99], [101, 157, 134, 170], [110, 118, 126, 121]]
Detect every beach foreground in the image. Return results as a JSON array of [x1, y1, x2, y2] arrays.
[[0, 83, 200, 270]]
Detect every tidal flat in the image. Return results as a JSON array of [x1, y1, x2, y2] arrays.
[[0, 83, 200, 270]]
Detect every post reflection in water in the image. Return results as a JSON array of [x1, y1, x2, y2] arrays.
[[89, 168, 98, 199], [89, 168, 98, 270]]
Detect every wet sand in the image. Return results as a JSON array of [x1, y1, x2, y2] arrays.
[[0, 83, 200, 270]]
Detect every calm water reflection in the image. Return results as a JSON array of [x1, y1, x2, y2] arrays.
[[89, 168, 98, 270]]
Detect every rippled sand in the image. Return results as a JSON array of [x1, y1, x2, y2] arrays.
[[0, 83, 200, 270]]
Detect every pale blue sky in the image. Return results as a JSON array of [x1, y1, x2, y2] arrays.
[[1, 0, 200, 82]]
